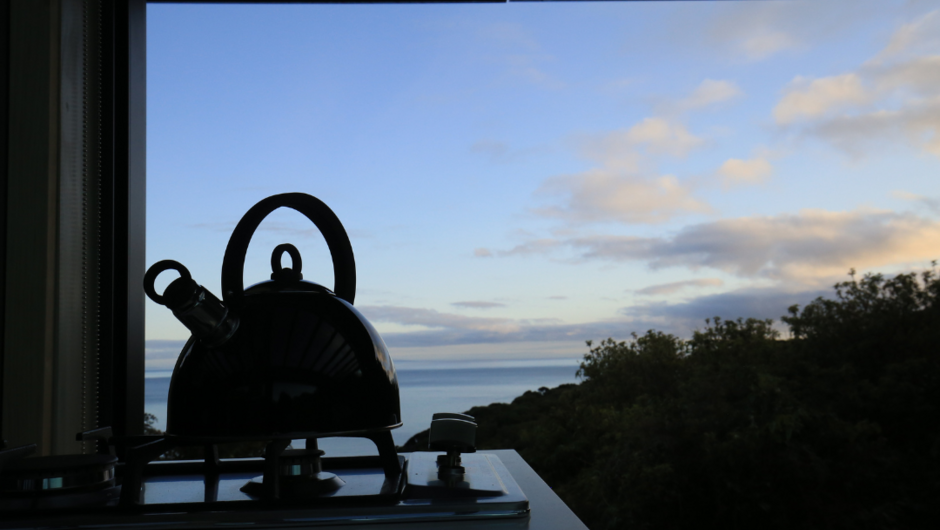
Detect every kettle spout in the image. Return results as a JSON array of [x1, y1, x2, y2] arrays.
[[144, 260, 239, 348]]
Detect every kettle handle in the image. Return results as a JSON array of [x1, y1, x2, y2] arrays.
[[221, 193, 356, 304]]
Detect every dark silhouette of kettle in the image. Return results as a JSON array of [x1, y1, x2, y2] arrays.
[[144, 193, 401, 465]]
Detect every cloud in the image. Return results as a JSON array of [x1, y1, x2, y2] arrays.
[[525, 114, 711, 227], [358, 304, 646, 347], [471, 140, 509, 161], [578, 118, 705, 169], [501, 209, 940, 282], [189, 221, 237, 232], [360, 305, 524, 334], [626, 118, 704, 158], [874, 9, 940, 61], [474, 247, 493, 257], [600, 78, 637, 93], [776, 11, 940, 157], [141, 286, 834, 357], [636, 278, 724, 296], [480, 22, 540, 52], [451, 301, 506, 309], [677, 79, 743, 111], [500, 238, 562, 257], [774, 74, 871, 124], [621, 286, 831, 334], [191, 220, 331, 239], [740, 30, 797, 61], [533, 170, 712, 225], [476, 21, 565, 89], [717, 157, 773, 187], [371, 284, 839, 348], [874, 55, 940, 95], [701, 3, 805, 61], [504, 56, 565, 89], [530, 115, 713, 226], [894, 190, 940, 215], [807, 100, 940, 156], [655, 1, 891, 64], [141, 285, 829, 357], [145, 339, 188, 370], [470, 139, 550, 164], [355, 289, 845, 349]]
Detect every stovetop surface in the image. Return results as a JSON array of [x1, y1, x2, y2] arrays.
[[0, 452, 529, 530]]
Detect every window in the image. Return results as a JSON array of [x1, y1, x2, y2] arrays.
[[145, 0, 940, 450]]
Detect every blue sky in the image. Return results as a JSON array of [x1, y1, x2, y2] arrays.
[[145, 0, 940, 368]]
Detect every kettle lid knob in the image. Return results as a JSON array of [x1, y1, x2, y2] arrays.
[[270, 243, 303, 282]]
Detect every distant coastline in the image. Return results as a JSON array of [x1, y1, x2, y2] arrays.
[[144, 357, 582, 445]]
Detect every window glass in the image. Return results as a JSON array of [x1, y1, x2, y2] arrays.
[[146, 1, 940, 442]]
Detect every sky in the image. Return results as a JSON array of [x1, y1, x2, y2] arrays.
[[145, 0, 940, 369]]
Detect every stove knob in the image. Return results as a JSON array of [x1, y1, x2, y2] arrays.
[[432, 412, 475, 423], [428, 417, 476, 453]]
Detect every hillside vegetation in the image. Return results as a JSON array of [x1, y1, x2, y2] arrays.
[[405, 270, 940, 529]]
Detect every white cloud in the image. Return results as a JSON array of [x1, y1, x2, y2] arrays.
[[533, 116, 711, 226], [636, 278, 724, 296], [677, 79, 743, 111], [717, 157, 773, 187], [774, 74, 871, 124], [474, 247, 493, 257], [534, 170, 711, 225], [624, 118, 704, 157], [579, 118, 705, 167]]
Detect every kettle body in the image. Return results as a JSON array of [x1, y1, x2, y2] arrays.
[[145, 193, 400, 441]]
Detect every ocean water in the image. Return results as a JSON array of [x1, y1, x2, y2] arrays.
[[144, 358, 581, 456]]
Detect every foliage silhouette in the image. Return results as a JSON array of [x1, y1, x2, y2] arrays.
[[403, 268, 940, 529]]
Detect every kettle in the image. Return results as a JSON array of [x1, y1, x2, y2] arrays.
[[144, 193, 401, 456]]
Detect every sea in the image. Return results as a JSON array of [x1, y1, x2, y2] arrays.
[[144, 358, 582, 456]]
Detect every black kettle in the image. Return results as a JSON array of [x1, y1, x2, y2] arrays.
[[144, 193, 401, 450]]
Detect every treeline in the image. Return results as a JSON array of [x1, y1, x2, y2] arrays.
[[405, 270, 940, 529]]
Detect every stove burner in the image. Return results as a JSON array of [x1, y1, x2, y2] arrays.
[[0, 454, 117, 494], [241, 442, 345, 499], [0, 444, 120, 511]]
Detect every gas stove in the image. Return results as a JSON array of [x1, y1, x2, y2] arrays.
[[0, 418, 586, 530]]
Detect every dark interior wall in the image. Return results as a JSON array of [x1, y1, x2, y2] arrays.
[[0, 0, 143, 454], [3, 0, 62, 453], [0, 0, 9, 447]]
